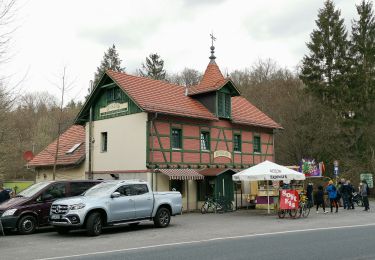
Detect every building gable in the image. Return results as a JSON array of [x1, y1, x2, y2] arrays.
[[75, 73, 142, 124]]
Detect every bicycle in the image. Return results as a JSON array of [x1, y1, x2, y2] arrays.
[[201, 197, 221, 214], [297, 192, 310, 218], [216, 196, 234, 213], [277, 208, 298, 219]]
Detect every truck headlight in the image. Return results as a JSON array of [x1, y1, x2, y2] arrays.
[[2, 209, 17, 217], [69, 203, 86, 210]]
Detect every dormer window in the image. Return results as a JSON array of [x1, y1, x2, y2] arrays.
[[217, 92, 231, 118], [107, 88, 121, 103]]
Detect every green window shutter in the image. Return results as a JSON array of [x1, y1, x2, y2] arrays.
[[253, 136, 261, 153], [225, 94, 231, 118], [234, 134, 241, 152], [200, 131, 210, 151], [172, 128, 182, 149], [218, 92, 224, 116]]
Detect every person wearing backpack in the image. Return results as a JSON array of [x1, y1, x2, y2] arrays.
[[360, 180, 370, 211], [326, 180, 338, 213]]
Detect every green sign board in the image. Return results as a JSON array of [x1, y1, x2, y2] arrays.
[[360, 173, 373, 188]]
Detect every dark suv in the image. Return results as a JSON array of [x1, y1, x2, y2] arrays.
[[0, 180, 101, 234]]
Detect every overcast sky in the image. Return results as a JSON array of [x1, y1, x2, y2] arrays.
[[3, 0, 362, 103]]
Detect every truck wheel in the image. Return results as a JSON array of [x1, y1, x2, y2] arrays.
[[154, 207, 171, 228], [18, 215, 37, 235], [55, 227, 70, 235], [86, 212, 102, 236]]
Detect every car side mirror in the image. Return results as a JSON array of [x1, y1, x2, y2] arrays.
[[111, 192, 121, 198]]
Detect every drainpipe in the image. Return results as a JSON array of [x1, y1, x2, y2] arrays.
[[88, 106, 93, 180]]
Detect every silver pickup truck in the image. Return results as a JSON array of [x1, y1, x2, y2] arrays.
[[49, 180, 182, 236]]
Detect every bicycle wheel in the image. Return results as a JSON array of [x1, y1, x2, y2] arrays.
[[302, 204, 310, 218], [201, 202, 208, 214], [278, 209, 286, 219], [289, 208, 298, 218]]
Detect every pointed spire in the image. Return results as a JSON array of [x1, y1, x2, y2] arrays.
[[209, 32, 216, 64]]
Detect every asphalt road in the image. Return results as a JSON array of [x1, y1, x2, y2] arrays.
[[58, 224, 375, 260], [1, 203, 374, 260]]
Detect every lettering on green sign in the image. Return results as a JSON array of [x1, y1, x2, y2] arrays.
[[213, 150, 231, 159], [100, 102, 129, 117]]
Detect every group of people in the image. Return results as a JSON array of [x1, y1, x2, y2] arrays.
[[305, 179, 370, 214]]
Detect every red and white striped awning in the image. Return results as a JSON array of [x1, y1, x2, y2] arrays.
[[157, 169, 204, 180]]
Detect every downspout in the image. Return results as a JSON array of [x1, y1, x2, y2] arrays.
[[88, 106, 93, 180]]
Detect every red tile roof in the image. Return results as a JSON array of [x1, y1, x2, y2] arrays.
[[188, 63, 227, 95], [232, 96, 282, 129], [105, 61, 281, 129], [106, 71, 217, 120], [28, 125, 85, 167]]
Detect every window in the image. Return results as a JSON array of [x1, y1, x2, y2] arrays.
[[200, 131, 210, 151], [132, 184, 149, 195], [170, 180, 184, 196], [101, 132, 108, 152], [116, 185, 133, 196], [42, 183, 66, 200], [107, 88, 122, 103], [253, 135, 261, 153], [70, 182, 98, 196], [171, 128, 182, 149], [66, 143, 82, 154], [234, 134, 241, 152], [218, 92, 231, 118]]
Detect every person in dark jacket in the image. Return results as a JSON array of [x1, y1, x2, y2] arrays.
[[0, 186, 10, 204], [306, 183, 314, 208], [347, 180, 355, 209], [340, 180, 351, 209], [316, 185, 327, 213], [326, 180, 338, 213]]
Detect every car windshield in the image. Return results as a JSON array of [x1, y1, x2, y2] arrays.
[[83, 182, 116, 196], [18, 182, 51, 197]]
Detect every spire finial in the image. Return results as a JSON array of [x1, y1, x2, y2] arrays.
[[209, 32, 216, 63]]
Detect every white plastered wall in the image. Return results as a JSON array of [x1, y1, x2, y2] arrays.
[[35, 163, 85, 183], [85, 112, 147, 172]]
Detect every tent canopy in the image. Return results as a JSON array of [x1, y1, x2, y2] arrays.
[[232, 160, 305, 181]]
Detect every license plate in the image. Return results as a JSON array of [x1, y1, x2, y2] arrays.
[[50, 214, 61, 220]]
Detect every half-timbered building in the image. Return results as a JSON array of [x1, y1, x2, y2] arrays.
[[29, 44, 281, 211], [73, 44, 282, 211]]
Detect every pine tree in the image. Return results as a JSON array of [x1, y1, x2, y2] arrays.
[[300, 0, 350, 110], [93, 44, 125, 87], [139, 53, 166, 80], [349, 0, 375, 119]]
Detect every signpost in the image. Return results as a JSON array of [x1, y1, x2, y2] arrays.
[[360, 173, 373, 189]]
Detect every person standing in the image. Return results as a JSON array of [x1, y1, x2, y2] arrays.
[[347, 180, 355, 209], [360, 180, 370, 211], [316, 185, 327, 213], [340, 180, 350, 209], [306, 182, 313, 208], [326, 180, 338, 213]]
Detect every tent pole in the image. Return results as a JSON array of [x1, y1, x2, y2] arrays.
[[267, 181, 270, 214]]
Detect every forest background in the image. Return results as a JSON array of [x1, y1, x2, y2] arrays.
[[0, 0, 374, 186]]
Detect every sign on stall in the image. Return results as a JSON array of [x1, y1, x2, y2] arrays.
[[280, 190, 299, 210]]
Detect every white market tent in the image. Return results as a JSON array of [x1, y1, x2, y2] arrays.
[[232, 160, 306, 213]]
